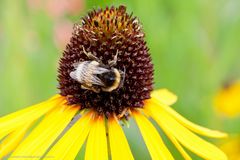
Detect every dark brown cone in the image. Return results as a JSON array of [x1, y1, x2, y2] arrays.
[[58, 5, 153, 116]]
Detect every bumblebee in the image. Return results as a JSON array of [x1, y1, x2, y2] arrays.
[[70, 46, 125, 93]]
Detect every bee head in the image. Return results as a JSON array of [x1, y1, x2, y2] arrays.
[[98, 70, 116, 87], [97, 68, 121, 92]]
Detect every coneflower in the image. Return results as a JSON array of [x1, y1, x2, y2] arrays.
[[0, 5, 227, 160]]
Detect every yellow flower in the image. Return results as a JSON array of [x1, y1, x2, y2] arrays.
[[0, 5, 227, 160], [0, 89, 227, 159], [219, 136, 240, 160], [214, 81, 240, 117]]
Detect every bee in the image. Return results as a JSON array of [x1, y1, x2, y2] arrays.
[[70, 46, 125, 93]]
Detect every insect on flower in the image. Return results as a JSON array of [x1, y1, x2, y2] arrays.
[[0, 5, 228, 160], [70, 46, 125, 93]]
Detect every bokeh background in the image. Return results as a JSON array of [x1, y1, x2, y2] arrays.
[[0, 0, 240, 159]]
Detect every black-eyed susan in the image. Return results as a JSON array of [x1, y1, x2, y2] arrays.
[[214, 80, 240, 117], [0, 5, 227, 160]]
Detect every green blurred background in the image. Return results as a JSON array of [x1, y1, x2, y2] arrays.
[[0, 0, 240, 159]]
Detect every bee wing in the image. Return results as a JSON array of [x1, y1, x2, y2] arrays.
[[90, 67, 109, 86], [91, 76, 105, 86], [92, 67, 109, 74], [70, 61, 108, 87], [70, 61, 90, 82]]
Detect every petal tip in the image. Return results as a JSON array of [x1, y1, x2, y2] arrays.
[[151, 88, 178, 106]]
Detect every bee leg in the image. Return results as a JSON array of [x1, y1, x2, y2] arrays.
[[81, 84, 93, 90], [117, 108, 128, 119], [82, 46, 101, 62], [81, 84, 100, 93], [92, 87, 101, 93], [108, 50, 118, 67]]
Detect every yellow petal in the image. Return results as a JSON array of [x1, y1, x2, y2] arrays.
[[0, 95, 64, 138], [0, 122, 32, 159], [10, 104, 78, 158], [162, 127, 192, 160], [85, 115, 108, 160], [132, 110, 174, 160], [151, 89, 178, 106], [45, 111, 94, 160], [149, 98, 227, 138], [0, 132, 7, 142], [108, 116, 134, 160], [145, 104, 228, 160]]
